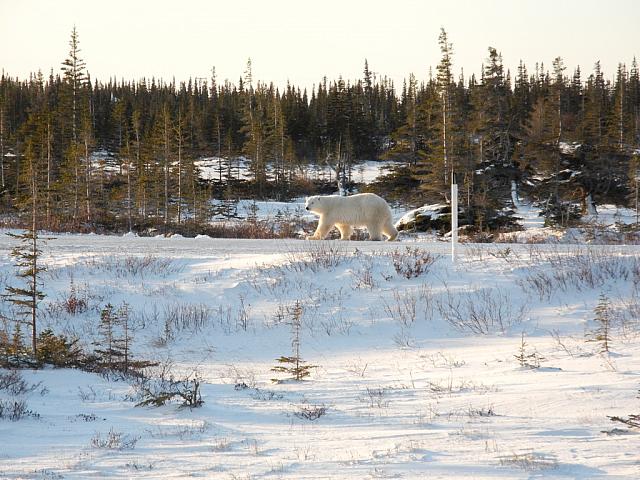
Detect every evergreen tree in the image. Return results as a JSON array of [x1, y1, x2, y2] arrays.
[[586, 293, 613, 354], [436, 28, 454, 185], [4, 225, 46, 355], [93, 303, 132, 371], [271, 301, 315, 382], [59, 27, 89, 226]]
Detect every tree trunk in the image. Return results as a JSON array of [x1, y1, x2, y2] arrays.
[[0, 106, 5, 189], [30, 154, 38, 355], [84, 137, 91, 223], [177, 122, 182, 224], [46, 120, 51, 229]]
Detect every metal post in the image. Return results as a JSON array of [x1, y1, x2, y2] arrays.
[[636, 170, 640, 226], [451, 180, 458, 263], [636, 176, 640, 226]]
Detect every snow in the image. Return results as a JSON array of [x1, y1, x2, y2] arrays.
[[90, 149, 120, 174], [212, 198, 310, 220], [195, 157, 395, 184], [583, 204, 638, 226], [510, 180, 519, 208], [395, 204, 448, 229], [1, 232, 639, 478], [558, 142, 580, 155]]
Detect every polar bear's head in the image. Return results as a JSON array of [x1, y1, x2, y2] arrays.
[[304, 196, 323, 214]]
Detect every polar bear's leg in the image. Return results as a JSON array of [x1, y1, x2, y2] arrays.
[[382, 219, 399, 241], [367, 225, 383, 241], [336, 223, 353, 240], [308, 218, 334, 240]]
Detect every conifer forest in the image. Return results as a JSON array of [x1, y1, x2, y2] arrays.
[[1, 27, 639, 234]]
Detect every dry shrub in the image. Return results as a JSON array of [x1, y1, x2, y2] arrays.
[[389, 247, 439, 279], [437, 287, 527, 334]]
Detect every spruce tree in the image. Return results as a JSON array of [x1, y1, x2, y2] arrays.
[[4, 227, 45, 358], [587, 293, 613, 354], [271, 301, 315, 382], [4, 136, 46, 356], [94, 303, 131, 371], [436, 28, 454, 185], [59, 27, 89, 226]]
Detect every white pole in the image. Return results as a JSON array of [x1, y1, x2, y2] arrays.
[[451, 181, 458, 263]]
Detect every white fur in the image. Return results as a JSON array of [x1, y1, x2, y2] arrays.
[[305, 193, 398, 241]]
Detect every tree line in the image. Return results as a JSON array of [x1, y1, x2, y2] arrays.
[[0, 27, 638, 233]]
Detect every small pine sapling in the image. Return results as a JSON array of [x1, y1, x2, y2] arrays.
[[36, 328, 82, 367], [514, 333, 545, 369], [94, 303, 133, 372], [4, 228, 46, 356], [0, 327, 9, 366], [94, 304, 117, 368], [112, 303, 132, 372], [0, 323, 32, 367], [271, 301, 316, 382], [586, 293, 613, 354]]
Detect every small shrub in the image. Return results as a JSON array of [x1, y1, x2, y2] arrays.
[[0, 399, 40, 421], [390, 247, 438, 279], [351, 259, 377, 289], [488, 246, 514, 260], [294, 404, 327, 421], [133, 366, 204, 409], [90, 428, 139, 450], [74, 413, 104, 422], [498, 451, 558, 471], [63, 281, 88, 315], [77, 385, 98, 402], [284, 242, 350, 273], [210, 438, 233, 452], [163, 303, 212, 333], [81, 255, 183, 279], [468, 405, 496, 417], [362, 387, 390, 409], [0, 369, 41, 395], [436, 287, 527, 334], [382, 289, 418, 327], [249, 388, 284, 401]]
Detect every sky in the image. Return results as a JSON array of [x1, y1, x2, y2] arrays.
[[1, 0, 638, 92]]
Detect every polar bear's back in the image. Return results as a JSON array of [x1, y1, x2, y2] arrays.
[[321, 193, 392, 226]]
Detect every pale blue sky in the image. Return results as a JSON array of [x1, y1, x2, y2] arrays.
[[1, 0, 638, 90]]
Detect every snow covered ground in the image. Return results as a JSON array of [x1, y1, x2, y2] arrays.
[[0, 233, 639, 479], [195, 157, 395, 185]]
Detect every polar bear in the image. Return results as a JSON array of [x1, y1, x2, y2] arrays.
[[305, 193, 398, 241]]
